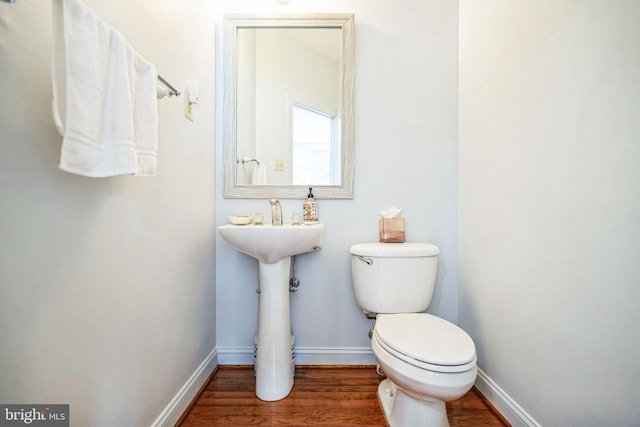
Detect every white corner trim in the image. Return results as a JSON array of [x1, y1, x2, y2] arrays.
[[475, 368, 541, 427], [150, 348, 218, 427]]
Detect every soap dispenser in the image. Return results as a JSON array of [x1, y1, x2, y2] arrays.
[[303, 187, 319, 224]]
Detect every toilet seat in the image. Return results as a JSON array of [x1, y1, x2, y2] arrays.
[[374, 313, 476, 373]]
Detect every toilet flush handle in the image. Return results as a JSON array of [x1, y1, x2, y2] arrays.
[[357, 255, 373, 265]]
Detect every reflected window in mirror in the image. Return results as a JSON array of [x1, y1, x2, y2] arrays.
[[292, 104, 341, 186]]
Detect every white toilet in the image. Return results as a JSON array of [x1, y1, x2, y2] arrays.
[[350, 242, 477, 427]]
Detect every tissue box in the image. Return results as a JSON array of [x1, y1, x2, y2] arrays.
[[379, 218, 405, 243]]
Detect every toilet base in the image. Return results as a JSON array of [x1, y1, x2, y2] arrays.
[[378, 379, 450, 427]]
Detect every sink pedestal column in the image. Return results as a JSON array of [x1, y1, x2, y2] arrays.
[[255, 257, 294, 401]]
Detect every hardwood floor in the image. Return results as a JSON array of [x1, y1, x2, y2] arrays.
[[179, 366, 509, 426]]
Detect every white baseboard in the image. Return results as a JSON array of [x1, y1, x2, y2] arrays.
[[150, 348, 218, 427], [475, 368, 541, 427], [217, 345, 376, 366], [295, 346, 376, 365]]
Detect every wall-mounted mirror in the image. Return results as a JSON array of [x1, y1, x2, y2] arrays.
[[223, 14, 355, 199]]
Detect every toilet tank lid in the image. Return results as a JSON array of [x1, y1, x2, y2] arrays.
[[350, 242, 439, 257]]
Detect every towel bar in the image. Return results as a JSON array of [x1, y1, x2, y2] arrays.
[[6, 0, 181, 97], [238, 158, 261, 165], [157, 75, 180, 97]]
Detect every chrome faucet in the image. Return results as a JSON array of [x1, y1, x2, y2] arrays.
[[270, 199, 283, 226]]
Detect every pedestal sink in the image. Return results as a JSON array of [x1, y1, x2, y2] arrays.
[[218, 223, 324, 401]]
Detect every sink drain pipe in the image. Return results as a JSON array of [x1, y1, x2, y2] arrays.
[[289, 255, 300, 292]]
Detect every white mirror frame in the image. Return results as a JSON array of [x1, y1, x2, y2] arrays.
[[223, 13, 355, 199]]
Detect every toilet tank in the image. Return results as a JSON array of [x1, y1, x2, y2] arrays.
[[350, 242, 440, 314]]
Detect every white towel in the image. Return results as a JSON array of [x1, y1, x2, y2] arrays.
[[52, 0, 159, 177], [251, 162, 268, 185]]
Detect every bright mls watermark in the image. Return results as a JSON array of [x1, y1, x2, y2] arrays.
[[0, 405, 68, 426]]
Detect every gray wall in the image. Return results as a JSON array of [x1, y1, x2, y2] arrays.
[[0, 1, 216, 425], [459, 1, 640, 425], [214, 0, 460, 363]]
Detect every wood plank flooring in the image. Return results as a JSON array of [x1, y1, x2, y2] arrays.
[[179, 366, 509, 426]]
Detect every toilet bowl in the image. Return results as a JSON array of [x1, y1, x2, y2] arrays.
[[372, 313, 477, 427], [350, 243, 477, 427]]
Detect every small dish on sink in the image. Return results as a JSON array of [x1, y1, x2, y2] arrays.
[[228, 216, 252, 225]]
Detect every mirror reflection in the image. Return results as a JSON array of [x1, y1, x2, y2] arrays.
[[236, 28, 342, 186], [223, 14, 355, 199]]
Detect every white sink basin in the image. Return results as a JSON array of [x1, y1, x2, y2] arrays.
[[217, 223, 324, 401], [218, 224, 324, 264]]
